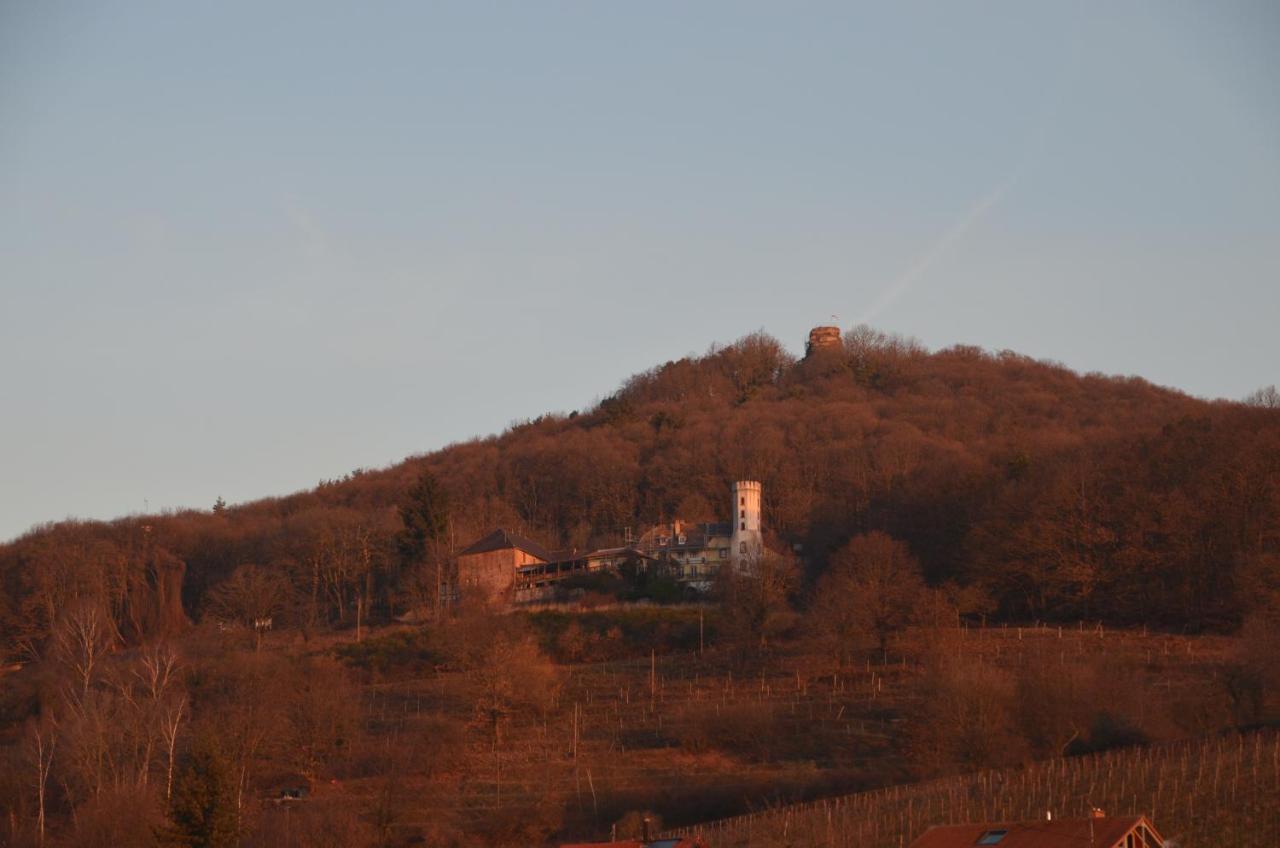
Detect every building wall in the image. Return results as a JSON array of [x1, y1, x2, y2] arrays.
[[664, 535, 730, 583], [457, 547, 544, 603]]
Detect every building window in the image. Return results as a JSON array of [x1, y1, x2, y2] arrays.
[[740, 496, 745, 506], [719, 548, 728, 558], [740, 509, 745, 519], [740, 521, 746, 531]]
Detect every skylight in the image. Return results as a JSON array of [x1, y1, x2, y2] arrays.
[[976, 831, 1008, 845]]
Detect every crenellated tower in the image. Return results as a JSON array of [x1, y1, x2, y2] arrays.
[[729, 480, 763, 573]]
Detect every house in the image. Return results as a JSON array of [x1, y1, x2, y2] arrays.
[[455, 480, 767, 605], [454, 529, 552, 604], [908, 813, 1164, 848], [561, 837, 707, 848], [635, 520, 732, 591], [513, 546, 655, 604]]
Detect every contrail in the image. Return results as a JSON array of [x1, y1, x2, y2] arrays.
[[858, 171, 1019, 325]]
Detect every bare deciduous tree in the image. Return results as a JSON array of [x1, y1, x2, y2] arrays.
[[53, 601, 116, 702], [810, 531, 925, 660], [28, 717, 56, 846], [1244, 384, 1280, 408], [205, 565, 291, 650]]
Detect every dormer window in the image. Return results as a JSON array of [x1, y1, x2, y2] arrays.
[[678, 534, 686, 545]]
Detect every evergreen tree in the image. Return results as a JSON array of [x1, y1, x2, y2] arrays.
[[397, 469, 450, 563], [164, 736, 238, 848], [397, 469, 452, 612]]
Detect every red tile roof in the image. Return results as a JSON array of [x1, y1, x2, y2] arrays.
[[909, 816, 1159, 848]]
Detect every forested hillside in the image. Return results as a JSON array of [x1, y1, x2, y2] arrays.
[[2, 326, 1278, 658], [3, 326, 1279, 847]]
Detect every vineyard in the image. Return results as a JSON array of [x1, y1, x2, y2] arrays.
[[329, 618, 1253, 842], [352, 643, 915, 836], [666, 730, 1280, 848]]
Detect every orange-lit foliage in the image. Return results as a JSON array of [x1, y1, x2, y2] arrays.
[[2, 326, 1278, 656]]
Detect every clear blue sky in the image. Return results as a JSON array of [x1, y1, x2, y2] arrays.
[[2, 2, 1277, 541]]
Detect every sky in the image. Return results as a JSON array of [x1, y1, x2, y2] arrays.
[[1, 1, 1278, 541]]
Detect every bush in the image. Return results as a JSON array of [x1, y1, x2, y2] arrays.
[[333, 628, 443, 677], [526, 608, 712, 662], [668, 700, 785, 761]]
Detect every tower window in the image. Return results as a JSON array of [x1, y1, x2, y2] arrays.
[[740, 521, 746, 531], [740, 509, 745, 518], [740, 496, 745, 506]]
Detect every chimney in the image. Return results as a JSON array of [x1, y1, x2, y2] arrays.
[[642, 815, 652, 842], [1090, 808, 1106, 819]]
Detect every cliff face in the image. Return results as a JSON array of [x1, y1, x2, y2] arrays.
[[121, 547, 192, 643]]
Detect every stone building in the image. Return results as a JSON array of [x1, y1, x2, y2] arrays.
[[454, 529, 552, 605], [635, 519, 732, 592], [454, 480, 767, 604], [729, 479, 763, 573]]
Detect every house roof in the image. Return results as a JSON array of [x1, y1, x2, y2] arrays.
[[637, 522, 733, 552], [560, 839, 703, 848], [517, 547, 653, 573], [457, 528, 551, 562], [908, 816, 1158, 848]]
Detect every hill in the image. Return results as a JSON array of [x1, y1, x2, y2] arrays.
[[1, 319, 1278, 845], [3, 325, 1277, 654]]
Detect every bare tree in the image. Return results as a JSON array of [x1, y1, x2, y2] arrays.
[[205, 565, 291, 650], [811, 531, 925, 659], [28, 717, 57, 846], [133, 641, 182, 704], [52, 601, 116, 702], [1244, 384, 1280, 408], [160, 695, 187, 803], [715, 548, 799, 653]]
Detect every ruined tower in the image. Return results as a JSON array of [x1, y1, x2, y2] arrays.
[[805, 325, 842, 358], [729, 480, 763, 573]]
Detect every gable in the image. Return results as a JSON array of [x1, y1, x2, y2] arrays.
[[458, 528, 551, 562]]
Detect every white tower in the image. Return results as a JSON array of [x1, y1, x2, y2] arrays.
[[729, 480, 763, 573]]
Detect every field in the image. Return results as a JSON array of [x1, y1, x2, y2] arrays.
[[666, 730, 1280, 848], [326, 612, 1258, 843]]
